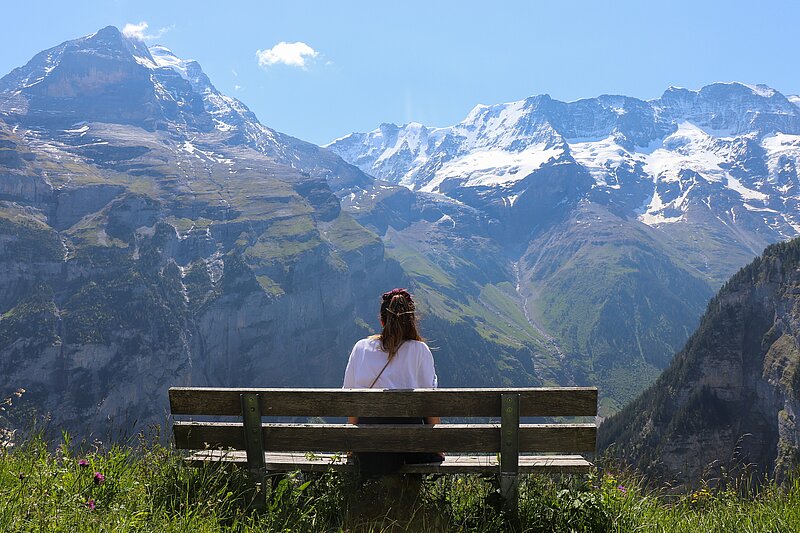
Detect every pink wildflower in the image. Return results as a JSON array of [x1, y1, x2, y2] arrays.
[[78, 459, 89, 468], [93, 472, 105, 485], [86, 499, 96, 510]]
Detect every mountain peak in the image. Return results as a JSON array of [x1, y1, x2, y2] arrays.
[[699, 81, 779, 98], [0, 26, 248, 134], [80, 24, 154, 64], [93, 25, 124, 39]]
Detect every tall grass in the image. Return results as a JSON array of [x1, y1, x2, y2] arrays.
[[1, 430, 800, 532]]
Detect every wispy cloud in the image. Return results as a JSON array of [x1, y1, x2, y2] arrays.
[[122, 21, 172, 41], [256, 42, 318, 69]]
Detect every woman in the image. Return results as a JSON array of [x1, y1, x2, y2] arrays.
[[342, 288, 444, 479]]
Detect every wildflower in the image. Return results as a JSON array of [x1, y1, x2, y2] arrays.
[[78, 459, 89, 468], [86, 499, 96, 510], [617, 485, 627, 493], [93, 472, 105, 485]]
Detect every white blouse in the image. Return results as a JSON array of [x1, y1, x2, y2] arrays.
[[342, 337, 438, 389]]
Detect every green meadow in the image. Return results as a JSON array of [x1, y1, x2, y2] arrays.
[[1, 429, 799, 532]]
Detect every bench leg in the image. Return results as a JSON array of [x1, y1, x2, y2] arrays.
[[241, 393, 267, 511], [499, 473, 518, 514], [250, 467, 267, 510]]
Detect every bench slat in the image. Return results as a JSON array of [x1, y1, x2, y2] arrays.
[[184, 450, 592, 474], [169, 387, 598, 418], [173, 422, 596, 453]]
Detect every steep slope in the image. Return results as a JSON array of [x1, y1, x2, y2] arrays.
[[598, 238, 800, 485]]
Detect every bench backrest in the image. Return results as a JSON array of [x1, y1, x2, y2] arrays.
[[169, 387, 598, 455]]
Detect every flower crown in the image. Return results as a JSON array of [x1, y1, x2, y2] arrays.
[[382, 288, 415, 315]]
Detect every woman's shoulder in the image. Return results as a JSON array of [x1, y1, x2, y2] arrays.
[[404, 339, 432, 353], [355, 336, 383, 349]]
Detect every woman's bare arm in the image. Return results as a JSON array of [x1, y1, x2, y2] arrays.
[[424, 416, 440, 425]]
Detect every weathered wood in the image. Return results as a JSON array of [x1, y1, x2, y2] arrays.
[[241, 394, 266, 473], [500, 394, 520, 474], [240, 393, 266, 509], [173, 422, 596, 453], [169, 387, 598, 418], [184, 450, 593, 474], [500, 393, 520, 514]]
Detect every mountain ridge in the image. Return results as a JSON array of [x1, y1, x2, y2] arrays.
[[328, 80, 800, 413]]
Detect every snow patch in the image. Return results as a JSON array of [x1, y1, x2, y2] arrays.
[[421, 143, 563, 192], [727, 176, 769, 201], [762, 133, 800, 177], [743, 204, 778, 213], [149, 45, 190, 79], [568, 135, 630, 187], [132, 54, 157, 69], [213, 119, 234, 132], [436, 214, 456, 228], [741, 83, 777, 98], [643, 122, 727, 183]]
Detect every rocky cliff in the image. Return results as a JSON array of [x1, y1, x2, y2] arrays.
[[598, 238, 800, 485]]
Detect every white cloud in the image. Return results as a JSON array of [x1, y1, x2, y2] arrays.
[[256, 41, 318, 68], [122, 21, 172, 41]]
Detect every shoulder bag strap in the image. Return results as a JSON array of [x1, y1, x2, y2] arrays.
[[368, 357, 392, 389]]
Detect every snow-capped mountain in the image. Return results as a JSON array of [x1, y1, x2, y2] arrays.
[[0, 26, 380, 436], [0, 26, 282, 151], [328, 83, 800, 240], [0, 25, 370, 190], [2, 25, 796, 434]]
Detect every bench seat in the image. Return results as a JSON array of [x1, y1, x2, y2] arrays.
[[185, 450, 593, 474], [169, 386, 598, 510]]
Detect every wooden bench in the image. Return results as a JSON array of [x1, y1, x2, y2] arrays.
[[168, 387, 598, 509]]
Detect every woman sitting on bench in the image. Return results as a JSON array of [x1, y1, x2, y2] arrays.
[[342, 288, 444, 479]]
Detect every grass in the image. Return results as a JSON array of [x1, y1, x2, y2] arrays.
[[2, 427, 800, 532], [320, 213, 381, 255]]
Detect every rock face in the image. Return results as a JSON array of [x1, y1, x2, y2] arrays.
[[598, 238, 800, 485]]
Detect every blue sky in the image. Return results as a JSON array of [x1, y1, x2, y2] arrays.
[[1, 1, 798, 145]]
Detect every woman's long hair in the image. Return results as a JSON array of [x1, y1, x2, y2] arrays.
[[378, 288, 423, 359]]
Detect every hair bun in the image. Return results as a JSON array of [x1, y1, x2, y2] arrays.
[[382, 288, 413, 303]]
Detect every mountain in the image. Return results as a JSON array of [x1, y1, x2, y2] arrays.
[[2, 26, 799, 437], [328, 84, 800, 412], [329, 83, 800, 261], [328, 85, 800, 242], [0, 27, 564, 437], [598, 238, 800, 486], [0, 27, 399, 435]]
